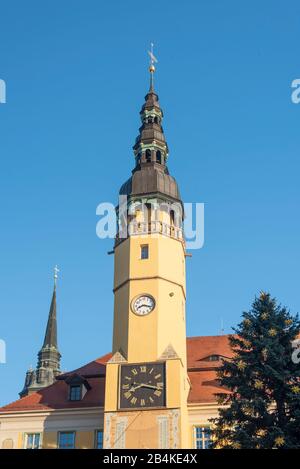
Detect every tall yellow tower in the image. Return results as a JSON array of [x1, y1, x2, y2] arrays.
[[104, 57, 190, 449]]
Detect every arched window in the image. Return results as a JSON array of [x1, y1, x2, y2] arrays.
[[145, 149, 151, 162], [145, 203, 152, 226], [136, 153, 141, 166], [170, 210, 175, 226], [2, 439, 14, 449], [156, 150, 161, 164], [154, 116, 159, 124]]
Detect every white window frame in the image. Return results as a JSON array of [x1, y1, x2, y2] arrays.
[[24, 432, 42, 449], [193, 426, 211, 449]]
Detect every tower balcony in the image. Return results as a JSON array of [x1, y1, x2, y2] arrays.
[[115, 221, 184, 246]]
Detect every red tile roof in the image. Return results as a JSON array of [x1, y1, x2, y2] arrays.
[[187, 335, 233, 369], [188, 370, 230, 403], [0, 335, 233, 413], [59, 354, 112, 378]]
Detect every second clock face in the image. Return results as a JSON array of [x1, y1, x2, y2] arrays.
[[119, 363, 166, 409], [132, 295, 155, 316]]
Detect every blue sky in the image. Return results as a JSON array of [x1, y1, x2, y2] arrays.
[[0, 0, 299, 406]]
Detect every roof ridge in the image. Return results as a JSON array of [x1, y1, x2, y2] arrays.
[[187, 334, 231, 340], [0, 379, 59, 411]]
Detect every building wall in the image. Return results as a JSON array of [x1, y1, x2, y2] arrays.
[[104, 409, 181, 449], [0, 408, 104, 449], [113, 234, 186, 363], [0, 404, 219, 449]]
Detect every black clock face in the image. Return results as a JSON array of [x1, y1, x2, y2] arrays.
[[119, 363, 166, 409]]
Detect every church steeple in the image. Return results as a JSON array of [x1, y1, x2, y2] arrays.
[[19, 267, 61, 398], [37, 267, 61, 372], [133, 45, 169, 169], [119, 47, 181, 204], [41, 267, 58, 350]]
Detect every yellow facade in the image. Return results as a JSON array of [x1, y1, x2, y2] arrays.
[[112, 233, 186, 363], [0, 403, 223, 449], [42, 432, 57, 449], [0, 408, 104, 449], [104, 201, 191, 448]]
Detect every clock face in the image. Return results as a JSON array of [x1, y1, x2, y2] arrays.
[[132, 294, 155, 316], [119, 363, 166, 409]]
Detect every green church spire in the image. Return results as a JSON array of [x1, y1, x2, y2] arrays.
[[19, 267, 61, 398]]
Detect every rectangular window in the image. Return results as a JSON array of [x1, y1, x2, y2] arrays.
[[69, 385, 81, 401], [170, 210, 175, 226], [95, 430, 103, 449], [25, 433, 40, 449], [58, 431, 75, 449], [194, 426, 211, 449], [141, 244, 149, 259]]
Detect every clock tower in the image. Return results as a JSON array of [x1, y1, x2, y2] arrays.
[[103, 57, 191, 449]]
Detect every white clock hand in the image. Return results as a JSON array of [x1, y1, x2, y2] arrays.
[[141, 384, 158, 390]]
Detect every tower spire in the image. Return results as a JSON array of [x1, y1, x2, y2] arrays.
[[129, 45, 170, 170], [42, 268, 58, 348], [119, 51, 182, 204], [19, 267, 61, 397]]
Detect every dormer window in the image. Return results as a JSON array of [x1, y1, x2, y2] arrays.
[[65, 373, 91, 401], [69, 384, 82, 401], [208, 355, 220, 362]]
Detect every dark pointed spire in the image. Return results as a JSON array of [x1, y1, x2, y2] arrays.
[[119, 48, 181, 204], [132, 45, 169, 168], [19, 267, 61, 398], [42, 284, 57, 348], [39, 266, 61, 365]]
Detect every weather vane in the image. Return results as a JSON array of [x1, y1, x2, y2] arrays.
[[54, 265, 59, 286], [148, 43, 158, 90], [148, 42, 158, 71]]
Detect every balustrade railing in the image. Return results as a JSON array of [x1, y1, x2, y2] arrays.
[[115, 221, 184, 245]]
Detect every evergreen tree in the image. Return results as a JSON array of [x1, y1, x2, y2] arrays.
[[210, 292, 300, 449]]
